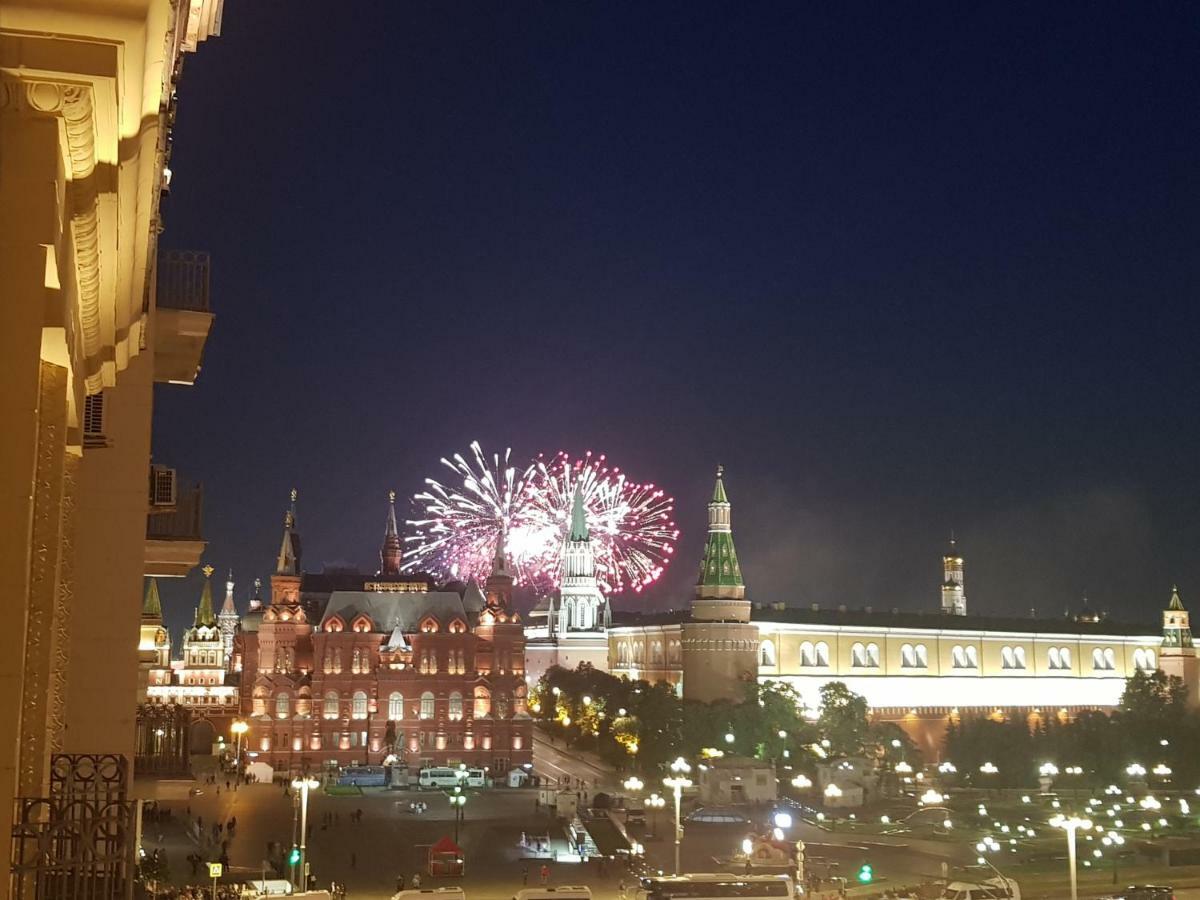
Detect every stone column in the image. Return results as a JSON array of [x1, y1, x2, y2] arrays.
[[0, 93, 62, 890]]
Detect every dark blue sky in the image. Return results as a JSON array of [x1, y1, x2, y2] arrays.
[[153, 3, 1200, 638]]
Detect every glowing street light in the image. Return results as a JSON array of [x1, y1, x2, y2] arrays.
[[290, 775, 319, 890], [230, 720, 248, 771], [1039, 762, 1060, 777], [1125, 763, 1146, 777], [1050, 814, 1092, 900], [724, 732, 735, 745], [624, 776, 644, 794], [919, 788, 945, 806], [979, 762, 999, 775], [773, 812, 793, 829], [791, 774, 812, 789], [663, 757, 693, 876], [646, 792, 666, 835]]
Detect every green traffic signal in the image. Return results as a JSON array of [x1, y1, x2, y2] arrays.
[[856, 863, 873, 883], [288, 846, 301, 866]]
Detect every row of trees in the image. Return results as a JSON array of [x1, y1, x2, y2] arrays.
[[531, 664, 919, 777], [944, 670, 1198, 787]]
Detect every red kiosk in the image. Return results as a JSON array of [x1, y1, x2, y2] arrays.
[[427, 835, 465, 877]]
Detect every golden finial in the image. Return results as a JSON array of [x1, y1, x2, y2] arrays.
[[716, 464, 724, 478], [202, 564, 214, 578], [388, 489, 396, 503], [290, 487, 298, 503]]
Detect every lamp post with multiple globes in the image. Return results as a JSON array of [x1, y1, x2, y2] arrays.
[[291, 776, 319, 890], [662, 757, 693, 876]]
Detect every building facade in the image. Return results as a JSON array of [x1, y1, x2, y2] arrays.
[[606, 468, 1179, 757], [241, 495, 533, 776], [1, 0, 223, 887]]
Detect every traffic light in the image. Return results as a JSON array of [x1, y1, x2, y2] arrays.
[[288, 846, 301, 866], [856, 863, 873, 884]]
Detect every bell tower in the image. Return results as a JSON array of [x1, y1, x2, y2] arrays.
[[1161, 586, 1199, 707], [941, 536, 966, 616]]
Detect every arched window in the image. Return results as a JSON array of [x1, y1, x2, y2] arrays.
[[1014, 646, 1026, 668], [448, 691, 464, 720], [851, 642, 866, 667], [351, 691, 368, 719], [670, 641, 682, 663], [473, 685, 491, 718], [388, 692, 404, 720], [1104, 647, 1116, 670], [952, 645, 965, 668], [652, 642, 664, 664], [901, 643, 914, 668], [1049, 647, 1061, 670], [275, 693, 290, 719], [759, 640, 777, 667], [966, 645, 978, 667], [800, 641, 815, 667], [1134, 648, 1156, 671], [815, 642, 830, 667], [1059, 647, 1071, 669], [866, 643, 880, 667], [1001, 647, 1014, 669], [420, 691, 436, 720], [323, 691, 339, 719], [915, 644, 928, 667], [333, 649, 342, 674]]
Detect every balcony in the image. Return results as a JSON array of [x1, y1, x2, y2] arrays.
[[145, 470, 206, 577], [154, 249, 214, 385]]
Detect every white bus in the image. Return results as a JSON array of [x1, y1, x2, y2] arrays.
[[636, 875, 795, 900], [417, 767, 462, 789], [393, 889, 467, 900], [513, 887, 593, 900]]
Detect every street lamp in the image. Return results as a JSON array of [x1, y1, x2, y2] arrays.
[[1050, 814, 1092, 900], [624, 776, 644, 794], [662, 756, 693, 876], [450, 790, 467, 842], [647, 792, 666, 837], [231, 720, 248, 774], [290, 776, 319, 891]]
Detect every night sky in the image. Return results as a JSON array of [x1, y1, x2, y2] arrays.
[[152, 4, 1200, 640]]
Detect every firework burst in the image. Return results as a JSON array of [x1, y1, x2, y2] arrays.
[[403, 444, 677, 594]]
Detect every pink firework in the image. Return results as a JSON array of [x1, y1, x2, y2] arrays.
[[403, 444, 677, 594], [525, 451, 679, 594]]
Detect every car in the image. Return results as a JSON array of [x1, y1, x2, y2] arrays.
[[1110, 887, 1174, 900]]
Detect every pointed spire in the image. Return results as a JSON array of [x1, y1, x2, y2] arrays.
[[569, 487, 590, 542], [492, 528, 510, 576], [220, 570, 238, 615], [143, 577, 163, 619], [1170, 585, 1186, 611], [195, 564, 216, 627], [712, 464, 728, 503], [697, 465, 743, 590], [380, 489, 403, 575], [276, 488, 301, 575]]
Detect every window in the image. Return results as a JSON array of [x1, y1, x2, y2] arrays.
[[652, 642, 664, 665], [1134, 648, 1156, 671], [448, 691, 464, 720], [815, 642, 830, 667], [351, 691, 368, 719], [901, 643, 927, 669], [1093, 647, 1117, 671], [759, 640, 777, 667], [866, 642, 880, 667], [952, 645, 978, 669], [800, 641, 815, 667], [473, 686, 491, 718], [851, 642, 865, 667], [275, 693, 289, 719], [388, 692, 404, 720], [323, 691, 339, 719], [1049, 647, 1071, 670], [352, 648, 362, 674], [420, 691, 435, 720], [1001, 646, 1026, 670]]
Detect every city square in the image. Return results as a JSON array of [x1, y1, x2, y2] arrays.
[[3, 2, 1199, 899]]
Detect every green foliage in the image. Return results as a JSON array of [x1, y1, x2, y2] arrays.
[[817, 681, 871, 757]]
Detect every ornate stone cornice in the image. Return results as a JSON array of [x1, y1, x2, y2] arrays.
[[1, 73, 110, 396]]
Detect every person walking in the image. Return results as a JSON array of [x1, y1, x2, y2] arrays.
[[540, 863, 550, 885], [412, 872, 422, 889], [396, 874, 406, 892]]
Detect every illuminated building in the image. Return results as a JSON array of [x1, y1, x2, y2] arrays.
[[525, 489, 611, 683], [0, 0, 222, 886], [240, 493, 532, 775], [608, 468, 1175, 757]]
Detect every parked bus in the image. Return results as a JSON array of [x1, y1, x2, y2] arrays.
[[338, 765, 387, 787], [418, 767, 463, 789], [636, 875, 794, 900]]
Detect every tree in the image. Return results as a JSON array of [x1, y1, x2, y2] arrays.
[[817, 682, 870, 757]]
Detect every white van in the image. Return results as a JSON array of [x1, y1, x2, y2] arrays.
[[465, 767, 488, 788], [394, 890, 467, 900], [418, 767, 462, 789], [514, 888, 593, 900], [937, 877, 1021, 900]]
